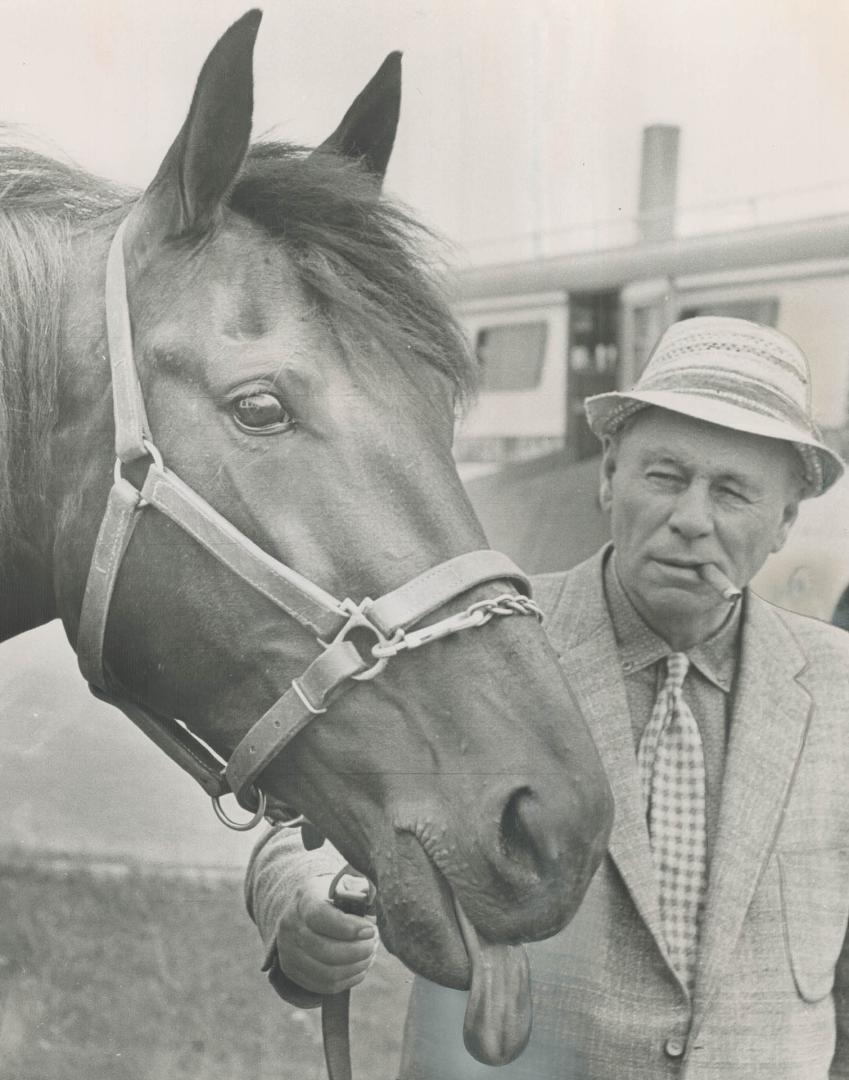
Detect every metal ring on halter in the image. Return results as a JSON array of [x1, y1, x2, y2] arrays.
[[141, 438, 164, 468], [211, 789, 268, 831], [113, 439, 166, 506], [321, 599, 391, 682]]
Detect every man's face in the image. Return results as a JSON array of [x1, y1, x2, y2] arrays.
[[601, 407, 801, 641]]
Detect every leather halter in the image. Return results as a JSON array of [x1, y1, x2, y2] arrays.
[[76, 217, 542, 827]]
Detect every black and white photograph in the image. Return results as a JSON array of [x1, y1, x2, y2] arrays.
[[2, 2, 849, 1078]]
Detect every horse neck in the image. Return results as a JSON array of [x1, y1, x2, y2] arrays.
[[0, 219, 105, 644], [0, 537, 56, 642], [0, 324, 61, 640]]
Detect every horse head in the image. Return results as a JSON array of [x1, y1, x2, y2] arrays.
[[22, 9, 612, 1017]]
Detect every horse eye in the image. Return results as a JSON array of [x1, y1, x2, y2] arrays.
[[232, 392, 293, 432]]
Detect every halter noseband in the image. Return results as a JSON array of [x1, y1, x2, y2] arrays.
[[76, 218, 542, 830]]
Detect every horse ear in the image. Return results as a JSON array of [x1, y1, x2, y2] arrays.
[[315, 52, 402, 185], [132, 9, 261, 243]]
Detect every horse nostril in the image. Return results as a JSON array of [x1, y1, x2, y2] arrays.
[[499, 786, 561, 878]]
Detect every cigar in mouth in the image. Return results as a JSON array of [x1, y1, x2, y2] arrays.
[[699, 563, 742, 602]]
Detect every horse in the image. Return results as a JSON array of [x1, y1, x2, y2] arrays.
[[0, 9, 612, 1064]]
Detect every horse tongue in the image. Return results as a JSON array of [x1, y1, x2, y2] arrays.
[[453, 898, 533, 1066]]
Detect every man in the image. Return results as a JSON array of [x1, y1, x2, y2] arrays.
[[246, 316, 849, 1079]]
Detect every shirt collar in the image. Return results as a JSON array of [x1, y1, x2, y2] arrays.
[[603, 549, 740, 692]]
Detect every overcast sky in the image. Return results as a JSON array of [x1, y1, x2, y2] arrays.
[[1, 0, 848, 263]]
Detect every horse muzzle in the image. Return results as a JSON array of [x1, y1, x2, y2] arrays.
[[371, 782, 608, 1068], [374, 771, 610, 981]]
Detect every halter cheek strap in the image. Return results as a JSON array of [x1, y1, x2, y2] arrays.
[[77, 218, 543, 826], [104, 217, 151, 463]]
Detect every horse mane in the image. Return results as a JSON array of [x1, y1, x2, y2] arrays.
[[0, 141, 130, 564], [0, 136, 477, 562]]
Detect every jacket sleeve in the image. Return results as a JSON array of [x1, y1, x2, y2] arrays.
[[830, 919, 849, 1078], [244, 824, 347, 1008]]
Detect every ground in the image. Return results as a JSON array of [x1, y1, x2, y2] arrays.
[[0, 854, 411, 1080]]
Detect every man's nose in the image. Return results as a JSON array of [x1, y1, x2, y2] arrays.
[[668, 483, 713, 539]]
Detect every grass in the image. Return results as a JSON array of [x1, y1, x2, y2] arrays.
[[0, 855, 413, 1080]]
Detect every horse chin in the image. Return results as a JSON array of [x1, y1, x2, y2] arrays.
[[373, 837, 471, 989]]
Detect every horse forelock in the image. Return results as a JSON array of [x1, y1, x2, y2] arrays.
[[0, 136, 477, 560], [231, 142, 479, 407]]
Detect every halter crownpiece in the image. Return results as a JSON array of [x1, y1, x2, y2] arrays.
[[77, 217, 543, 829]]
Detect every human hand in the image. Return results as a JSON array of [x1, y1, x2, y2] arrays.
[[275, 873, 378, 995]]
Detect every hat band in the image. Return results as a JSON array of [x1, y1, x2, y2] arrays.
[[637, 365, 820, 438], [647, 336, 809, 389]]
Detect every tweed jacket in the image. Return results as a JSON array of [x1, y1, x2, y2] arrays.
[[246, 548, 849, 1080], [399, 549, 849, 1080]]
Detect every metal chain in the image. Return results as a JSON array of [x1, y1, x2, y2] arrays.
[[371, 593, 543, 659]]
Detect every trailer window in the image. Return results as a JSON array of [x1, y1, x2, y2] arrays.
[[679, 298, 779, 326], [475, 322, 548, 391]]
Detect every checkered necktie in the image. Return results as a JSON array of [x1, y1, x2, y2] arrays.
[[637, 652, 707, 993]]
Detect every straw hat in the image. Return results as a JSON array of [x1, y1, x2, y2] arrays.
[[584, 316, 844, 497]]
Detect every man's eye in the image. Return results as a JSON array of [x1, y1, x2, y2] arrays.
[[647, 470, 683, 486], [232, 392, 294, 432]]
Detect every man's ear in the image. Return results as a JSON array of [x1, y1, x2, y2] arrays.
[[599, 436, 617, 513], [771, 498, 800, 554], [771, 451, 806, 554]]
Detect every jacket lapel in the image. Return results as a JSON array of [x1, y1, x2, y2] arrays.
[[691, 592, 812, 1032], [539, 551, 670, 963]]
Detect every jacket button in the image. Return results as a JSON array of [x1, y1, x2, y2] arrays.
[[664, 1036, 686, 1059]]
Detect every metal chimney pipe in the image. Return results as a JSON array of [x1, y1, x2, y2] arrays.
[[638, 125, 680, 242]]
